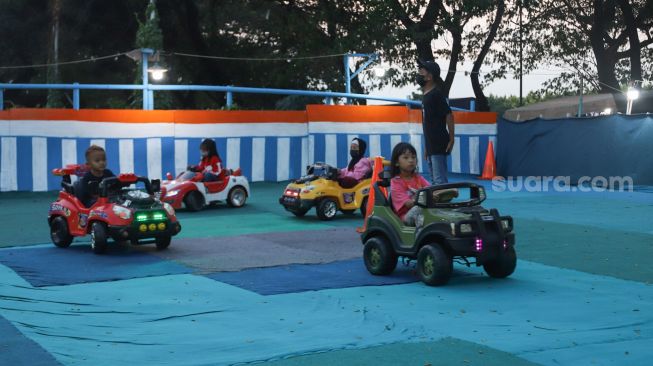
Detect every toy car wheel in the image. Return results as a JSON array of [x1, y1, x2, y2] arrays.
[[363, 236, 397, 275], [156, 235, 172, 250], [316, 198, 338, 221], [50, 216, 73, 248], [483, 246, 517, 278], [417, 244, 452, 286], [90, 222, 109, 255], [184, 191, 204, 211], [227, 186, 247, 208], [360, 197, 368, 217]]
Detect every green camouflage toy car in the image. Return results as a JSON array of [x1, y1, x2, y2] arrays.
[[361, 171, 516, 286]]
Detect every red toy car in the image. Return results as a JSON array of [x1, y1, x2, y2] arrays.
[[161, 168, 250, 211], [48, 164, 182, 254]]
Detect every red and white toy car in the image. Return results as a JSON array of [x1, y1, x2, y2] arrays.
[[161, 169, 250, 211], [48, 164, 182, 254]]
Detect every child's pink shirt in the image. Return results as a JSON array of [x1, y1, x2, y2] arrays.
[[390, 173, 430, 219]]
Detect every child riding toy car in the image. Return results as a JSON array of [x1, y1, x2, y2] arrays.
[[360, 169, 517, 286], [161, 168, 250, 211], [279, 161, 379, 220], [48, 164, 182, 254]]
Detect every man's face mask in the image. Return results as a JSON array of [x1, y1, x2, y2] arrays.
[[416, 74, 427, 87]]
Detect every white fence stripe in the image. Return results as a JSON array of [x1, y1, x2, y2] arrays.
[[32, 137, 48, 191], [469, 136, 480, 175], [325, 134, 337, 166], [451, 136, 461, 173], [369, 134, 381, 158], [251, 138, 266, 182], [174, 139, 188, 176], [61, 139, 78, 182], [226, 138, 240, 171], [277, 138, 290, 181], [301, 137, 308, 177], [119, 139, 134, 174], [0, 137, 17, 191], [90, 139, 105, 149], [308, 135, 315, 165], [390, 135, 402, 152], [146, 138, 162, 181]]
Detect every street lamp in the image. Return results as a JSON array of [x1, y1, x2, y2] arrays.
[[148, 63, 168, 81], [626, 88, 639, 115]]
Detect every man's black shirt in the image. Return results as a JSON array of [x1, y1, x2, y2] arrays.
[[422, 88, 452, 155]]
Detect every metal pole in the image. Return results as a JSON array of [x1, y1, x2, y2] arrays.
[[577, 75, 584, 117], [0, 89, 3, 111], [73, 82, 80, 110], [344, 54, 351, 104], [226, 91, 233, 109], [519, 2, 523, 107], [142, 49, 150, 110], [469, 100, 476, 112]]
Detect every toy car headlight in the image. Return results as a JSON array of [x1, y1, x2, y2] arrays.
[[166, 190, 179, 197], [460, 223, 473, 233], [163, 203, 175, 216], [501, 218, 513, 232], [112, 205, 132, 220], [416, 191, 427, 206]]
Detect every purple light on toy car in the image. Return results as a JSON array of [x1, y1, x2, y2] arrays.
[[475, 237, 483, 252], [503, 239, 508, 249]]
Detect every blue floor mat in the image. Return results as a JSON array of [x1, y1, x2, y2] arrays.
[[0, 314, 62, 366], [208, 259, 423, 295], [0, 245, 192, 287]]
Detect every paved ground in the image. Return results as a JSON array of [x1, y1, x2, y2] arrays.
[[1, 179, 651, 365]]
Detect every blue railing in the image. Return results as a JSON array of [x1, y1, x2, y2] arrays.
[[0, 48, 475, 112], [0, 83, 476, 111]]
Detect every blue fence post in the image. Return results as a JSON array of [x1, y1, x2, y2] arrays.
[[226, 90, 233, 109], [0, 89, 3, 111], [344, 54, 351, 104], [73, 82, 80, 110], [141, 48, 154, 110], [469, 99, 475, 112]]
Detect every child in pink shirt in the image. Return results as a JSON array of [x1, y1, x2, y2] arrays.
[[390, 142, 430, 225]]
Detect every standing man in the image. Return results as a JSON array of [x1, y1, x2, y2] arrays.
[[417, 59, 455, 185]]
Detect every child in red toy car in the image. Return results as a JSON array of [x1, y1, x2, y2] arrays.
[[78, 145, 115, 207], [188, 138, 223, 182]]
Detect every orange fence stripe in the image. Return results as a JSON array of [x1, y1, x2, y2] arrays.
[[0, 107, 497, 124]]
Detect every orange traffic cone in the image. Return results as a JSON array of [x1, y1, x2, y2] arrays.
[[479, 141, 496, 180], [357, 156, 385, 233]]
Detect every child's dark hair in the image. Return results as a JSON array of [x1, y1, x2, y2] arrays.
[[200, 138, 220, 160], [390, 142, 418, 177], [85, 145, 106, 161]]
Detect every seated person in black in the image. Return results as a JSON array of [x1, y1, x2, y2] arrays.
[[78, 145, 115, 207]]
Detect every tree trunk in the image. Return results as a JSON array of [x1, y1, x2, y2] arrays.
[[617, 0, 642, 84], [590, 0, 620, 93], [443, 29, 462, 97], [46, 0, 64, 107], [471, 1, 505, 111]]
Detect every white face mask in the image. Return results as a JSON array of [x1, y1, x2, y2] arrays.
[[201, 150, 208, 157]]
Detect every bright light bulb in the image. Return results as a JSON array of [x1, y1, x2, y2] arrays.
[[151, 70, 165, 81], [627, 88, 639, 101], [373, 67, 386, 78]]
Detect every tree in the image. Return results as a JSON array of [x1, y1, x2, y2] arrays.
[[46, 0, 64, 107]]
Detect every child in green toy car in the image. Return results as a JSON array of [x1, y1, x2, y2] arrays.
[[390, 142, 430, 225]]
